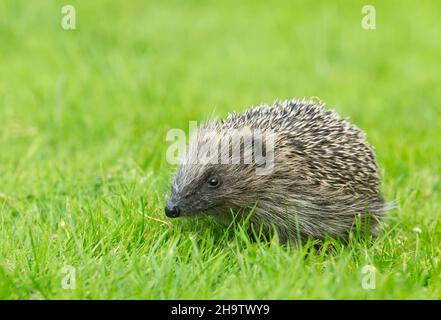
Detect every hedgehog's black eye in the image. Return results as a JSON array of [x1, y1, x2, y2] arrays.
[[207, 175, 221, 189]]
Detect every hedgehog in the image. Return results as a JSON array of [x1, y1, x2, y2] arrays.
[[165, 99, 389, 242]]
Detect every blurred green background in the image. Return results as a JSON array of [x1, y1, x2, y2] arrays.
[[0, 0, 440, 299]]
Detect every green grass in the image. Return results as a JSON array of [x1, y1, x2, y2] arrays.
[[1, 0, 440, 299]]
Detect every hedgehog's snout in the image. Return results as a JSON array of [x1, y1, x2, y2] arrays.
[[165, 200, 180, 218]]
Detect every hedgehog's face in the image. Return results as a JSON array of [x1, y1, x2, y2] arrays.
[[165, 165, 262, 218], [165, 125, 276, 218], [165, 164, 244, 218]]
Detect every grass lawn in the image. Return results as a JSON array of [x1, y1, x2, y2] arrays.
[[0, 0, 440, 299]]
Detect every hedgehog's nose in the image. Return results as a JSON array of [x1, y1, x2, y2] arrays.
[[165, 201, 180, 218]]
